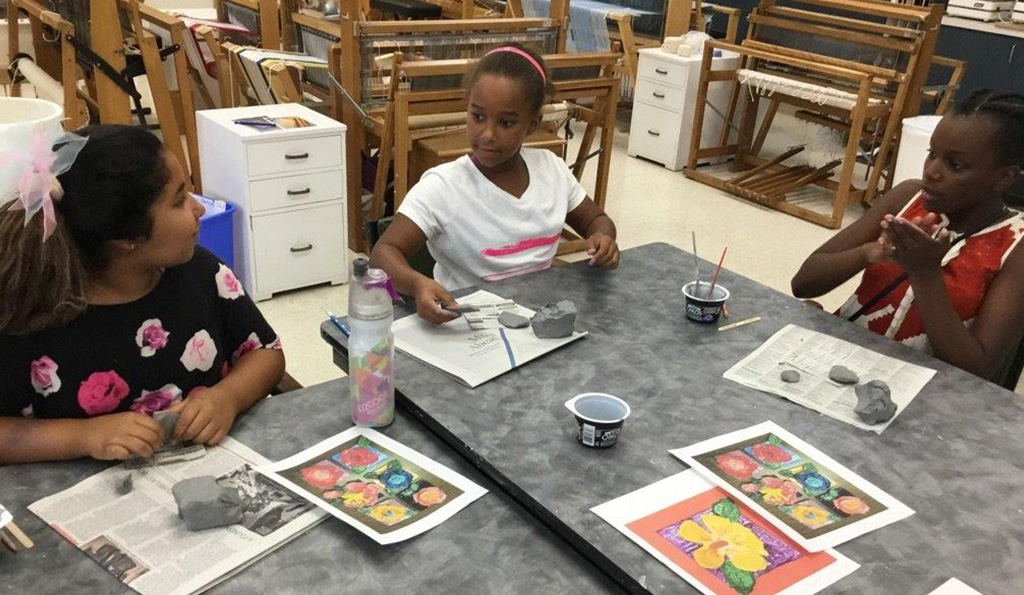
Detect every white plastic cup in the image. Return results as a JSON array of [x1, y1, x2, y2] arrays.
[[564, 393, 631, 448]]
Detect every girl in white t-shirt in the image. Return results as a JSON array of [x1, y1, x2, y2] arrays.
[[370, 43, 620, 324]]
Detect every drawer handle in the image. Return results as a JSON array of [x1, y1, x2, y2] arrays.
[[285, 152, 310, 160], [652, 92, 666, 99], [290, 244, 314, 253], [654, 68, 668, 75], [287, 188, 311, 196], [647, 130, 661, 137]]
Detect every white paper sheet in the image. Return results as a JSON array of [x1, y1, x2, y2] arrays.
[[928, 578, 985, 595], [257, 427, 486, 545], [592, 470, 858, 595], [28, 439, 325, 595], [724, 324, 936, 433], [672, 422, 914, 551], [392, 290, 586, 388]]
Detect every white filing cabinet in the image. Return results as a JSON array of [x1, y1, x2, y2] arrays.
[[628, 48, 740, 171], [198, 103, 348, 301]]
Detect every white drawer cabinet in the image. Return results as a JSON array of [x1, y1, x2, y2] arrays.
[[627, 48, 740, 171], [198, 103, 348, 301]]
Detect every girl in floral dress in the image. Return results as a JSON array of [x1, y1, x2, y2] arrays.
[[0, 125, 285, 463]]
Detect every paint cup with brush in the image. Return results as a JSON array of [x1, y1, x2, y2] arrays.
[[682, 245, 730, 323]]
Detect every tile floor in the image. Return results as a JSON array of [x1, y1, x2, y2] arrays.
[[258, 113, 873, 388]]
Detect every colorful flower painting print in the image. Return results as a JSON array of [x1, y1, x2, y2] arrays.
[[781, 464, 833, 497], [714, 451, 765, 481], [741, 476, 802, 507], [332, 441, 389, 474], [181, 330, 217, 372], [380, 467, 414, 494], [818, 487, 871, 518], [743, 438, 801, 470], [337, 481, 386, 509], [30, 356, 61, 396], [78, 370, 130, 416], [232, 332, 262, 364], [300, 461, 353, 490], [215, 264, 245, 299], [135, 319, 170, 358], [130, 384, 182, 415], [364, 499, 417, 526], [780, 500, 840, 530], [413, 486, 447, 507], [659, 498, 802, 595]]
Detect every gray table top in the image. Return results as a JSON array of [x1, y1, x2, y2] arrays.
[[322, 242, 1024, 595], [0, 380, 614, 595]]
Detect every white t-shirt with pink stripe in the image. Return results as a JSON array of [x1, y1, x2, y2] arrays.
[[398, 148, 587, 290]]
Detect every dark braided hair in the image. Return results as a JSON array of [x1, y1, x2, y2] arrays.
[[465, 42, 555, 117], [952, 89, 1024, 168]]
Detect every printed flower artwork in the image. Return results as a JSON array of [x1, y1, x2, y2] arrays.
[[661, 498, 802, 595], [781, 501, 840, 529], [135, 319, 170, 357], [365, 500, 417, 526], [333, 443, 389, 474], [30, 355, 61, 396], [380, 467, 414, 494], [338, 481, 385, 509], [301, 460, 351, 490], [215, 264, 244, 299], [232, 332, 262, 364], [78, 370, 130, 416], [793, 470, 832, 497], [413, 486, 447, 507], [744, 439, 801, 469], [714, 451, 764, 481], [752, 476, 802, 506], [833, 496, 870, 516], [130, 383, 182, 415], [181, 330, 217, 372]]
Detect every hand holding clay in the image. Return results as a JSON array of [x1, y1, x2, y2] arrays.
[[585, 233, 620, 269], [170, 388, 237, 446], [413, 278, 460, 325], [81, 412, 165, 461], [854, 380, 897, 424]]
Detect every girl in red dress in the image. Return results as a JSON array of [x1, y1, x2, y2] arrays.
[[793, 90, 1024, 380]]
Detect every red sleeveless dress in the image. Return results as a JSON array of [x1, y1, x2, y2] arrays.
[[837, 194, 1024, 352]]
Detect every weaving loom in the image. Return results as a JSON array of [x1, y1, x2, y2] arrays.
[[685, 0, 945, 229]]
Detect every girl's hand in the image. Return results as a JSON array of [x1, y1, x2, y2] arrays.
[[586, 233, 620, 269], [886, 217, 952, 276], [82, 412, 165, 460], [414, 278, 460, 325], [170, 388, 237, 446], [863, 238, 888, 264]]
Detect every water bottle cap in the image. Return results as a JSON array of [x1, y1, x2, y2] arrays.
[[353, 258, 370, 278]]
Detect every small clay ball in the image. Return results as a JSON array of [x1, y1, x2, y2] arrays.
[[780, 370, 801, 383], [829, 365, 859, 385]]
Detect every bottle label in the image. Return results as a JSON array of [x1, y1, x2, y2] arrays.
[[350, 335, 395, 426]]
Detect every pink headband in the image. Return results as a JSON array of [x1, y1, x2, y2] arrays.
[[485, 46, 546, 83]]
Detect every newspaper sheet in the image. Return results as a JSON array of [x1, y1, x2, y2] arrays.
[[724, 324, 936, 433], [28, 438, 326, 595], [392, 290, 587, 388]]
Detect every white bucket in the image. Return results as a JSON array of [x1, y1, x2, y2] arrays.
[[0, 97, 64, 153]]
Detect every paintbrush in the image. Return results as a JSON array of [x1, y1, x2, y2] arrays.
[[691, 231, 700, 291], [708, 246, 728, 299]]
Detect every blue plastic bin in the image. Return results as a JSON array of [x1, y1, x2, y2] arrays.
[[198, 201, 236, 270]]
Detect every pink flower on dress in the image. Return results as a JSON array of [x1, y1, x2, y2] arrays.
[[130, 383, 182, 415], [21, 405, 33, 418], [232, 332, 262, 364], [181, 330, 217, 372], [266, 335, 283, 350], [78, 371, 130, 416], [30, 356, 61, 396], [215, 264, 245, 299], [135, 318, 170, 357]]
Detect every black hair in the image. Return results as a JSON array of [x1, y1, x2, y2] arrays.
[[465, 42, 555, 117], [951, 89, 1024, 168], [56, 124, 170, 266]]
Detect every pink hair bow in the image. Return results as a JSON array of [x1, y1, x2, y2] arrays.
[[0, 131, 87, 241]]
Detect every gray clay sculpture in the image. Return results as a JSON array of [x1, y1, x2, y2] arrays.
[[172, 476, 243, 531], [854, 380, 898, 424], [780, 370, 801, 383], [154, 410, 179, 440], [498, 311, 531, 329], [829, 365, 860, 385], [531, 300, 577, 339]]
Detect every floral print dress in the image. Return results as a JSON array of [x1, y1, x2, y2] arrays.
[[0, 248, 281, 419]]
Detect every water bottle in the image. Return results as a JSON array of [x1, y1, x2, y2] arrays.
[[348, 258, 395, 427]]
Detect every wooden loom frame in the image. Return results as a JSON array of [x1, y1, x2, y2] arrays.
[[216, 0, 282, 49], [684, 0, 944, 229]]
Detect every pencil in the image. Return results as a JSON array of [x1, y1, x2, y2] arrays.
[[718, 317, 761, 332], [326, 311, 350, 337]]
